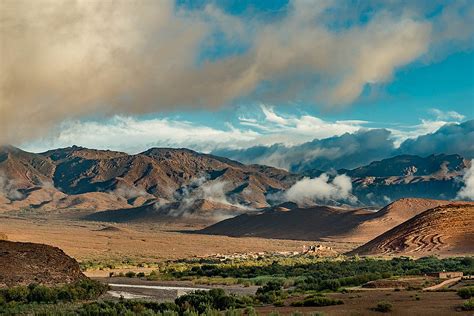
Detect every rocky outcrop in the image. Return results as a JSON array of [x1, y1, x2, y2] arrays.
[[0, 240, 85, 287]]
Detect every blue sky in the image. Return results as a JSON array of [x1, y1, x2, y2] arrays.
[[1, 0, 473, 153]]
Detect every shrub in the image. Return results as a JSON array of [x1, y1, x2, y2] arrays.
[[291, 296, 343, 307], [147, 270, 159, 281], [457, 287, 474, 299], [245, 306, 257, 316], [462, 299, 474, 311], [175, 289, 237, 314], [256, 280, 285, 304], [374, 301, 393, 312], [0, 279, 108, 304], [273, 300, 284, 307], [137, 272, 146, 278], [28, 285, 56, 303], [4, 286, 29, 302], [125, 271, 136, 278]]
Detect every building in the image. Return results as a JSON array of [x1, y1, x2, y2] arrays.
[[428, 272, 463, 279]]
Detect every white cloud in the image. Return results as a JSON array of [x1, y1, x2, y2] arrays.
[[22, 107, 371, 153], [283, 174, 355, 204], [390, 119, 450, 147], [390, 108, 466, 147], [430, 108, 465, 121], [0, 172, 24, 201], [457, 160, 474, 200]]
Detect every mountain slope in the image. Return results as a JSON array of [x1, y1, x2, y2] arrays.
[[0, 146, 299, 215], [341, 154, 469, 205], [200, 198, 473, 242], [199, 206, 373, 240], [350, 204, 474, 256]]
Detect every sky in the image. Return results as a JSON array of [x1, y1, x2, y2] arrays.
[[0, 0, 473, 154]]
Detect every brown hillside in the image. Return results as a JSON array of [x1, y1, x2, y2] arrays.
[[200, 206, 373, 240], [0, 146, 55, 189], [0, 240, 85, 287], [1, 146, 299, 214], [200, 198, 474, 242], [350, 204, 474, 256], [85, 198, 247, 224], [336, 198, 473, 242]]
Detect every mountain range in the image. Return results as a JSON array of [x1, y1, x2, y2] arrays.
[[0, 145, 471, 222]]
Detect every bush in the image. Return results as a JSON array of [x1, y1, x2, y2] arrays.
[[245, 306, 257, 316], [28, 285, 56, 303], [256, 280, 285, 304], [125, 271, 136, 278], [457, 287, 474, 299], [0, 279, 108, 304], [175, 289, 237, 314], [273, 300, 285, 307], [462, 299, 474, 311], [374, 301, 393, 312], [291, 296, 343, 307], [4, 286, 29, 303]]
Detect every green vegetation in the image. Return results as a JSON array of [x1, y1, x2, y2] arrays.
[[148, 256, 473, 292], [374, 301, 393, 312], [0, 279, 108, 305], [457, 286, 474, 299], [2, 256, 472, 314], [462, 299, 474, 311], [80, 258, 159, 271], [291, 295, 343, 307], [0, 288, 251, 315], [255, 280, 287, 304]]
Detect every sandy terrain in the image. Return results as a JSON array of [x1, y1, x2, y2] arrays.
[[256, 291, 471, 315], [351, 204, 474, 256], [0, 213, 356, 264]]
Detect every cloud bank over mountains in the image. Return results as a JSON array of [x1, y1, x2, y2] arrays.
[[457, 160, 474, 200], [20, 104, 472, 172], [215, 120, 474, 172], [1, 0, 473, 145]]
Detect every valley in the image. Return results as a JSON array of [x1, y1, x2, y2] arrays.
[[1, 145, 473, 315]]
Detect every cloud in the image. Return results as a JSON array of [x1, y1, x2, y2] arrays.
[[398, 120, 474, 158], [457, 160, 474, 200], [214, 118, 474, 172], [2, 0, 472, 145], [0, 172, 24, 201], [430, 108, 465, 121], [161, 176, 249, 219], [215, 128, 395, 171], [283, 174, 355, 204], [21, 106, 370, 154], [113, 183, 148, 200]]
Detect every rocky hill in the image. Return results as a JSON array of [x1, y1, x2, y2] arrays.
[[350, 204, 474, 256], [0, 240, 85, 287], [199, 198, 474, 242], [340, 154, 469, 205]]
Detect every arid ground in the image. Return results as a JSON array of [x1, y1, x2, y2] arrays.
[[0, 211, 357, 264]]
